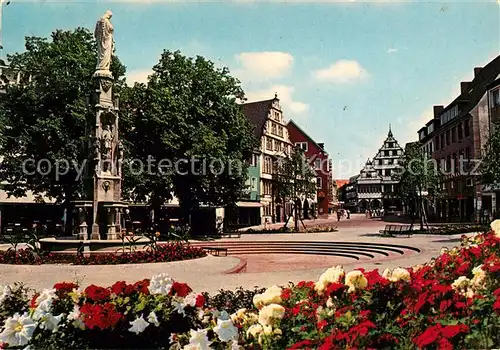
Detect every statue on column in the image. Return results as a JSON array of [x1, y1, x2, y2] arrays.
[[116, 140, 124, 176], [92, 138, 100, 175], [94, 10, 114, 73], [101, 124, 113, 173]]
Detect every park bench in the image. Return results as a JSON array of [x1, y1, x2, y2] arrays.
[[201, 246, 228, 256], [380, 225, 413, 237]]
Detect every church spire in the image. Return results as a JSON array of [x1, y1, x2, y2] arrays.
[[388, 124, 393, 138]]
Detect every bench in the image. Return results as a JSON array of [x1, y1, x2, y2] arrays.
[[379, 225, 413, 237], [201, 247, 228, 256]]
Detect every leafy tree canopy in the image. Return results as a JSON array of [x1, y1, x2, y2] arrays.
[[481, 119, 500, 188], [123, 50, 258, 222], [0, 28, 126, 212]]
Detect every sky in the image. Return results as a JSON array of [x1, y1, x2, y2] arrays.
[[2, 0, 499, 179]]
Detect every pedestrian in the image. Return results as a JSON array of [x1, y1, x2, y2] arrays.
[[337, 210, 341, 222], [347, 209, 351, 219]]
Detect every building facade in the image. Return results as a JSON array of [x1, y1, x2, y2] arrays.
[[287, 120, 332, 216], [243, 95, 295, 223], [346, 127, 404, 213], [416, 56, 500, 222]]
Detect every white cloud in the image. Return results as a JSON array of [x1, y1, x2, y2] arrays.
[[313, 60, 368, 83], [126, 69, 151, 85], [245, 85, 308, 115], [233, 52, 294, 83], [387, 48, 398, 54]]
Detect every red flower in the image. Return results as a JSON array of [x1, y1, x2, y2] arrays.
[[415, 325, 440, 347], [317, 319, 328, 331], [84, 285, 111, 302], [288, 340, 314, 350], [195, 294, 206, 308], [437, 338, 453, 350], [110, 281, 135, 296], [456, 262, 471, 275], [80, 302, 123, 330], [171, 282, 192, 297], [53, 282, 78, 295], [29, 293, 39, 309], [281, 288, 292, 300], [441, 324, 469, 339], [133, 279, 150, 294]]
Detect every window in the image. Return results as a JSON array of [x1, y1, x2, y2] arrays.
[[274, 140, 281, 152], [295, 142, 308, 152], [492, 89, 500, 107], [250, 154, 258, 166], [263, 182, 272, 195], [464, 119, 470, 137], [314, 159, 321, 170], [316, 177, 322, 189], [446, 130, 451, 145], [384, 150, 389, 156], [278, 126, 283, 137], [274, 111, 280, 121], [451, 127, 456, 143], [440, 134, 445, 149], [266, 138, 273, 150], [251, 177, 258, 191], [388, 159, 394, 165], [271, 123, 277, 135], [263, 156, 272, 174], [435, 137, 440, 150], [385, 169, 391, 176], [458, 123, 463, 140]]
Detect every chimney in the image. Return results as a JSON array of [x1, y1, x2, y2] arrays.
[[461, 81, 470, 94], [318, 143, 324, 150], [433, 105, 444, 118], [474, 67, 482, 77]]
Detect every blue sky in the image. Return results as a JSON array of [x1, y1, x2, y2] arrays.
[[2, 1, 499, 178]]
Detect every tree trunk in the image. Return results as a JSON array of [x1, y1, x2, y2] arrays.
[[294, 199, 299, 232], [418, 195, 424, 231], [63, 190, 74, 236], [151, 196, 163, 234]]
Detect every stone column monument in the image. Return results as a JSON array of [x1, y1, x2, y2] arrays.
[[74, 10, 127, 240]]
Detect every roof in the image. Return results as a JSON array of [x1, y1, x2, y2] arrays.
[[442, 55, 500, 120], [287, 119, 328, 155], [242, 98, 275, 138], [335, 179, 349, 188]]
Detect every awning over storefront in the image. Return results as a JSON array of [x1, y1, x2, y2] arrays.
[[236, 201, 262, 208]]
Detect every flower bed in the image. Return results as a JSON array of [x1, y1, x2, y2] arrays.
[[244, 225, 337, 234], [412, 224, 489, 235], [0, 223, 499, 349], [0, 242, 206, 265]]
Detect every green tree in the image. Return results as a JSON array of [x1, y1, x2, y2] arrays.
[[124, 50, 258, 227], [481, 118, 500, 189], [274, 147, 317, 231], [394, 142, 442, 230], [0, 28, 126, 234]]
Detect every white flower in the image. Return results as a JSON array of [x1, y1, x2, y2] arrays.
[[213, 318, 238, 342], [32, 288, 58, 320], [490, 219, 500, 237], [0, 285, 12, 305], [0, 313, 36, 346], [315, 266, 345, 294], [452, 276, 470, 290], [253, 285, 282, 308], [184, 329, 212, 350], [128, 315, 149, 335], [172, 301, 186, 316], [67, 305, 85, 330], [39, 313, 63, 332], [230, 340, 242, 350], [382, 267, 411, 283], [148, 273, 174, 295], [344, 270, 368, 293], [258, 304, 285, 326], [183, 293, 198, 307], [147, 311, 160, 327], [246, 324, 263, 338]]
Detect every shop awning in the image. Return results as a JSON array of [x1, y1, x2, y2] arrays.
[[236, 201, 262, 208]]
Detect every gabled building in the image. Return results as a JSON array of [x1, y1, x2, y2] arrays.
[[347, 127, 404, 212], [242, 94, 294, 223], [287, 120, 331, 216], [416, 55, 500, 222]]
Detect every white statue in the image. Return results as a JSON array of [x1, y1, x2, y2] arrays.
[[94, 10, 114, 73]]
